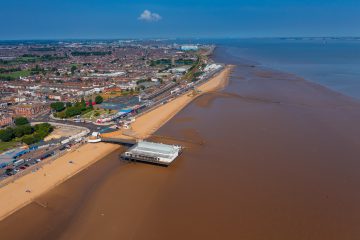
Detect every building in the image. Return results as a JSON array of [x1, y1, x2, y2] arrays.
[[204, 64, 222, 72], [118, 81, 137, 90], [13, 103, 50, 118], [181, 45, 199, 51], [48, 94, 63, 101], [0, 147, 27, 168], [0, 115, 13, 128], [122, 141, 182, 166]]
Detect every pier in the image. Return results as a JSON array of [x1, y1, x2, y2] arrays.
[[88, 132, 182, 166], [121, 141, 182, 166], [101, 138, 137, 146]]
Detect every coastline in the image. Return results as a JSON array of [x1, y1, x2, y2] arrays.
[[0, 65, 234, 221], [111, 65, 234, 139]]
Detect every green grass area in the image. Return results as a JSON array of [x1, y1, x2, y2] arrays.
[[82, 109, 116, 120], [0, 70, 31, 78], [0, 141, 19, 153], [183, 56, 201, 81], [0, 70, 31, 80], [150, 59, 172, 66], [175, 59, 195, 65], [0, 55, 66, 65]]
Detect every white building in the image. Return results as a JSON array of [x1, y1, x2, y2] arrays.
[[118, 81, 137, 90], [181, 45, 199, 51], [122, 141, 182, 166], [204, 64, 222, 72]]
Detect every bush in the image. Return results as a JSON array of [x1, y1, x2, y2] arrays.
[[21, 123, 53, 145], [0, 128, 15, 142], [95, 95, 104, 104], [14, 117, 29, 126], [34, 123, 53, 133], [65, 107, 82, 118], [50, 102, 65, 112], [22, 125, 34, 135], [22, 135, 38, 145]]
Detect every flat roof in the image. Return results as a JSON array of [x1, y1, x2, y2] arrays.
[[126, 141, 181, 162], [136, 141, 179, 155]]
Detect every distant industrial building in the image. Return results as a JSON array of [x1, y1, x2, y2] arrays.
[[181, 45, 199, 51], [122, 141, 182, 166]]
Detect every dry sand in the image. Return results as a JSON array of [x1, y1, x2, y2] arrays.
[[0, 66, 233, 221]]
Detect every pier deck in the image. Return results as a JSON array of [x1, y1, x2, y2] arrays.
[[121, 141, 182, 166]]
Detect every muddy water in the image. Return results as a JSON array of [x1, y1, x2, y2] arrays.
[[2, 56, 360, 239]]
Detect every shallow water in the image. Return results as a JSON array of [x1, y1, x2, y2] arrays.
[[215, 38, 360, 99]]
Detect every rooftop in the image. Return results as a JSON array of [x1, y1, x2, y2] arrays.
[[125, 141, 182, 164]]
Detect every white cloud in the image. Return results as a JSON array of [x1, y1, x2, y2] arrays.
[[138, 10, 162, 22]]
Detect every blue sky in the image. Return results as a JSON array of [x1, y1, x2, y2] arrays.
[[1, 0, 360, 39]]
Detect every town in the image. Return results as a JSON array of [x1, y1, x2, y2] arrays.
[[0, 40, 223, 179]]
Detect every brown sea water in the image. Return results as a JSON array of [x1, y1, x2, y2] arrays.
[[2, 51, 360, 239]]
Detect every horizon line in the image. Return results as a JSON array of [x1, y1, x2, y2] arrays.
[[1, 36, 360, 42]]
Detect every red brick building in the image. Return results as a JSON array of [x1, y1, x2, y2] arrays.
[[0, 115, 13, 128], [13, 103, 50, 118]]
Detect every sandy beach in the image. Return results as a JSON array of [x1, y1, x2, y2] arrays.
[[0, 66, 233, 221]]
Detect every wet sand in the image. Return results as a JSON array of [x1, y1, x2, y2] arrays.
[[2, 61, 360, 239]]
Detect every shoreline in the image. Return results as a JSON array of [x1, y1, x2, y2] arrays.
[[0, 65, 234, 221], [109, 65, 234, 140]]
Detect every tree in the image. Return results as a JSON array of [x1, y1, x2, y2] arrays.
[[50, 102, 65, 112], [0, 128, 15, 142], [13, 125, 34, 138], [71, 65, 77, 74], [56, 111, 66, 119], [22, 135, 37, 145], [95, 95, 104, 104], [14, 117, 29, 126], [22, 125, 34, 135], [81, 98, 87, 110], [65, 107, 81, 118], [14, 127, 24, 138]]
